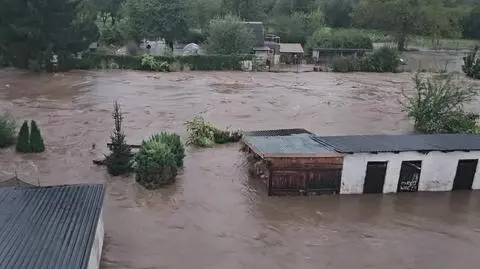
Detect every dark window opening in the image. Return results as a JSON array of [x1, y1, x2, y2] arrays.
[[363, 162, 388, 194], [453, 159, 478, 191], [397, 161, 422, 192]]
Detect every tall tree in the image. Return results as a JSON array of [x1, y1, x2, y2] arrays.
[[123, 0, 188, 48], [206, 15, 254, 54], [222, 0, 265, 21], [187, 0, 223, 30], [89, 0, 124, 24], [269, 11, 324, 44], [353, 0, 461, 50], [321, 0, 355, 28], [0, 0, 98, 69], [273, 0, 316, 15]]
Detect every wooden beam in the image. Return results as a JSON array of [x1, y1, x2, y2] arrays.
[[107, 143, 141, 149], [241, 139, 265, 159]]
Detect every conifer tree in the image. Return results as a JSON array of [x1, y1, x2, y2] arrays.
[[16, 121, 30, 153], [105, 101, 133, 176], [30, 120, 46, 153]]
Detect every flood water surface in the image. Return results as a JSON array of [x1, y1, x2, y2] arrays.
[[1, 70, 480, 269]]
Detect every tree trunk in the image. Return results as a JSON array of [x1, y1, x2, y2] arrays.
[[397, 34, 406, 51], [167, 40, 174, 51]]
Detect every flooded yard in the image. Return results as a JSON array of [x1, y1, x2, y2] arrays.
[[0, 70, 480, 269]]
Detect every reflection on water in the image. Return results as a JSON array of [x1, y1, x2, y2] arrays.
[[0, 69, 480, 269]]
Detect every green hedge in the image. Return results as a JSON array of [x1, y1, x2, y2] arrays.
[[331, 47, 401, 73], [64, 54, 254, 71], [308, 28, 374, 50]]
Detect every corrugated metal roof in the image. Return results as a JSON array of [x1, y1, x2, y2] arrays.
[[243, 133, 336, 157], [279, 43, 304, 53], [0, 184, 105, 269], [313, 134, 480, 154], [245, 128, 312, 137]]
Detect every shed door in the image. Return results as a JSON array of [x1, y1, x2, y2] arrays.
[[397, 161, 422, 192], [363, 162, 388, 194], [453, 159, 478, 190]]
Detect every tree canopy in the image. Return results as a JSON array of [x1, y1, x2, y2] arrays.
[[122, 0, 188, 46], [0, 0, 98, 69], [353, 0, 462, 50], [206, 15, 254, 54]]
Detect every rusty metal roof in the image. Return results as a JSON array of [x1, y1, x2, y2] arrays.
[[0, 184, 105, 269], [313, 134, 480, 154]]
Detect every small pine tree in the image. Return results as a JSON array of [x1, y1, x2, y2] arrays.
[[16, 120, 30, 153], [30, 120, 45, 153], [105, 101, 133, 176]]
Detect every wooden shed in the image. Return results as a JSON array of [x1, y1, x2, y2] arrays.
[[279, 43, 304, 64], [242, 129, 343, 196]]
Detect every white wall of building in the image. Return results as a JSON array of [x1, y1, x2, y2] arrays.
[[340, 151, 480, 194], [87, 208, 104, 269]]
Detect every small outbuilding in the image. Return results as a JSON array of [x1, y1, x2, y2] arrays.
[[279, 43, 304, 64], [242, 129, 344, 195], [0, 184, 105, 269], [242, 130, 480, 196]]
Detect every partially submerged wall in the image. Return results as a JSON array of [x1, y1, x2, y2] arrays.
[[341, 151, 480, 194], [267, 156, 344, 195], [87, 208, 104, 269]]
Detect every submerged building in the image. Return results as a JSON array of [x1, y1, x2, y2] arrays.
[[0, 184, 105, 269], [242, 129, 480, 195]]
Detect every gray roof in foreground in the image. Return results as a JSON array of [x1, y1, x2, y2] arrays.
[[313, 134, 480, 154], [0, 184, 105, 269]]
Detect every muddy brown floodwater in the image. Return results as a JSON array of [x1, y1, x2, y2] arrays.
[[1, 70, 480, 269]]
